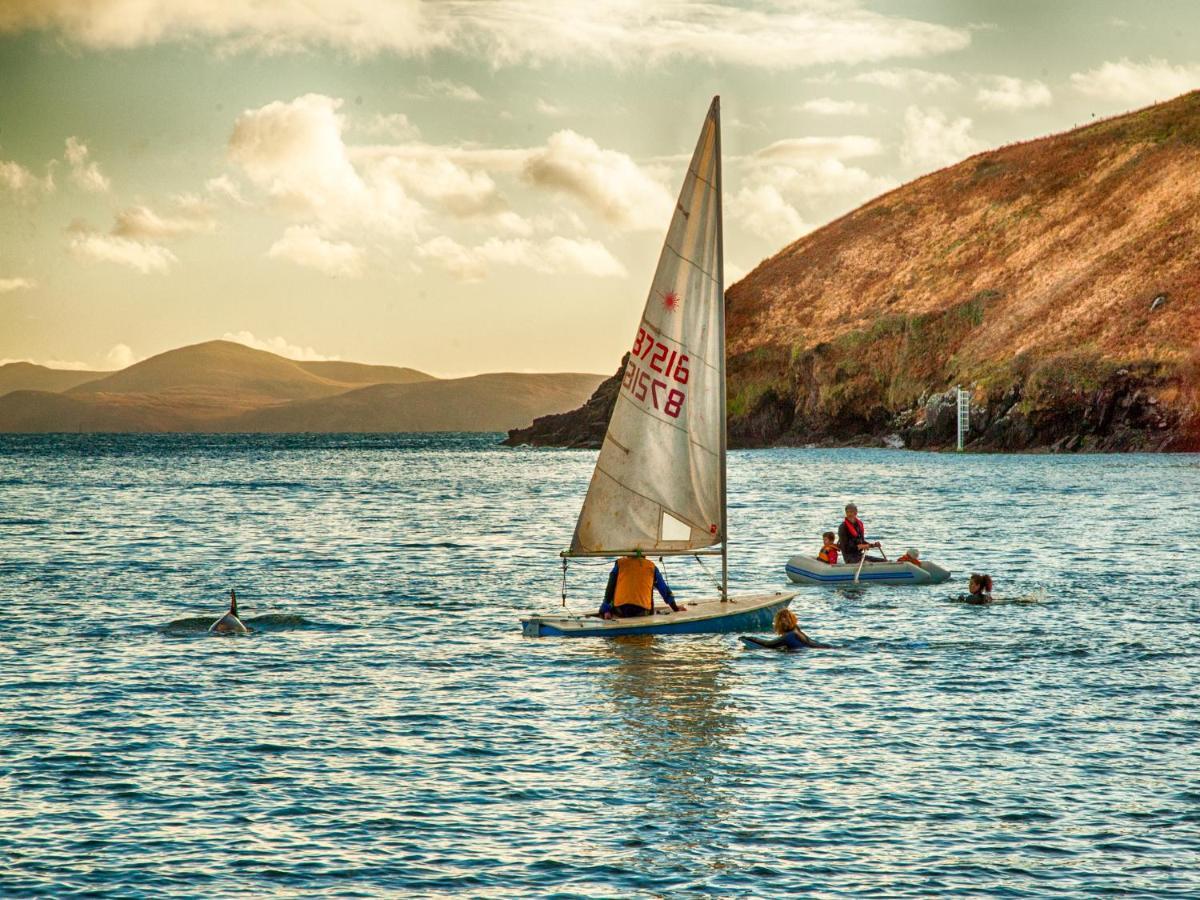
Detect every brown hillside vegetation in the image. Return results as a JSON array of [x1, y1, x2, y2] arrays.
[[295, 360, 435, 386], [723, 91, 1200, 450], [508, 92, 1200, 451]]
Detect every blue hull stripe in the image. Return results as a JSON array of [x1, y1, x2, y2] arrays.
[[785, 564, 921, 584], [526, 599, 789, 638]]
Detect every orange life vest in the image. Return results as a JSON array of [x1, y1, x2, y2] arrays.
[[818, 546, 839, 564], [613, 556, 656, 610], [898, 553, 921, 565]]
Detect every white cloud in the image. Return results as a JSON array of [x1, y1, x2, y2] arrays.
[[267, 225, 365, 277], [732, 184, 809, 243], [104, 343, 139, 369], [112, 202, 216, 239], [417, 234, 626, 282], [361, 111, 420, 139], [222, 330, 338, 361], [0, 277, 36, 293], [0, 1, 970, 68], [205, 174, 247, 204], [1069, 57, 1200, 105], [41, 358, 94, 371], [64, 136, 110, 192], [0, 158, 54, 198], [854, 67, 959, 94], [536, 98, 566, 116], [900, 105, 983, 170], [522, 129, 673, 231], [976, 76, 1052, 111], [68, 226, 176, 273], [751, 135, 882, 163], [799, 97, 869, 116], [414, 76, 482, 102]]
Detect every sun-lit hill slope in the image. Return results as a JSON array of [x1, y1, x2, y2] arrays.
[[508, 92, 1200, 452], [68, 340, 355, 406], [722, 91, 1200, 450], [227, 373, 605, 433], [295, 360, 435, 385], [0, 362, 104, 396]]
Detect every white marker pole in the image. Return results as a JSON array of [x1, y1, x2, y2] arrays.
[[956, 386, 970, 451]]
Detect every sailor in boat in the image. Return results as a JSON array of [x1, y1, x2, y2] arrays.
[[598, 550, 688, 619], [742, 608, 834, 651], [210, 588, 249, 634], [838, 503, 884, 564]]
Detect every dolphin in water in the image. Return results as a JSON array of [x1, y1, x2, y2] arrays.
[[210, 589, 249, 635]]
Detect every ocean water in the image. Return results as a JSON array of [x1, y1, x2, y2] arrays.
[[1, 433, 1198, 898]]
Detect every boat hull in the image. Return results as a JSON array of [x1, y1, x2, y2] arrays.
[[521, 592, 794, 638], [785, 556, 951, 586]]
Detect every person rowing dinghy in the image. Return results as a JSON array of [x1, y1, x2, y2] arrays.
[[838, 503, 883, 564]]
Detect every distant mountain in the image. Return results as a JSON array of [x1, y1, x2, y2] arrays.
[[229, 373, 605, 432], [0, 362, 104, 396], [0, 339, 603, 433], [294, 360, 434, 386]]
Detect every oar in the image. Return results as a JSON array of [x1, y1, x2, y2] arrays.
[[853, 543, 886, 583]]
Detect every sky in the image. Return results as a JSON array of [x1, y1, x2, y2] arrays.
[[1, 1, 1199, 376]]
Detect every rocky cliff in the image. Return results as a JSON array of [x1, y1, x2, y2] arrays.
[[508, 92, 1200, 452]]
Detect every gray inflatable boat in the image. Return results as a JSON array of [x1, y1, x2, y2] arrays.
[[786, 555, 952, 586]]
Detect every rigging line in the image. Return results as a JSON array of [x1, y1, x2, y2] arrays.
[[561, 556, 568, 607], [693, 554, 725, 593], [661, 243, 719, 284]]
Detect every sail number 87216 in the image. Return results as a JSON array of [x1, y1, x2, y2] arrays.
[[623, 324, 688, 418]]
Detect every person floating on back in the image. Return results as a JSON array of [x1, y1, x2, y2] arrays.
[[817, 531, 839, 564], [838, 503, 883, 564], [210, 588, 249, 634], [897, 548, 922, 566], [956, 573, 994, 605], [598, 551, 687, 619], [742, 608, 834, 651]]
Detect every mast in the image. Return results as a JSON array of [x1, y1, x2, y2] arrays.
[[715, 95, 728, 602]]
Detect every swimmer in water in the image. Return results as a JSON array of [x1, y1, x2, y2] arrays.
[[210, 588, 249, 634], [956, 573, 994, 605], [742, 608, 835, 651]]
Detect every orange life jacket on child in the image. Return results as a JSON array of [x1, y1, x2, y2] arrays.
[[818, 545, 839, 564], [898, 553, 921, 565]]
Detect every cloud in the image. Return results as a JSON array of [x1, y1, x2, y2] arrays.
[[799, 97, 869, 116], [976, 76, 1052, 111], [0, 1, 969, 69], [68, 224, 177, 273], [414, 76, 482, 102], [104, 343, 139, 369], [222, 330, 338, 361], [900, 106, 983, 170], [522, 130, 673, 231], [64, 136, 110, 192], [417, 234, 626, 282], [1069, 57, 1200, 105], [267, 225, 365, 277], [0, 158, 54, 199], [536, 98, 566, 116], [205, 174, 247, 204], [854, 67, 959, 94], [361, 112, 419, 139], [0, 277, 36, 293], [112, 201, 216, 239], [732, 184, 809, 243], [751, 135, 882, 163]]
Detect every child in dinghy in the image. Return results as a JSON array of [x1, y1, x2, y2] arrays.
[[817, 531, 839, 564], [741, 608, 835, 651]]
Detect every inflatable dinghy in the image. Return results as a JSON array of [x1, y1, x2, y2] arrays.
[[785, 555, 951, 586]]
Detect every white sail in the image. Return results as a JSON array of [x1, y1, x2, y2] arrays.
[[569, 97, 725, 556]]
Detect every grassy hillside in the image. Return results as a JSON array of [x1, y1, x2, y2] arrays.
[[0, 363, 104, 396]]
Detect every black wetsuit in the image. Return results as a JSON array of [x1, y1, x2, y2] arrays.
[[743, 629, 831, 651]]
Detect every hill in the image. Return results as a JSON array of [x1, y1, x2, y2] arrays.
[[508, 92, 1200, 452], [0, 362, 104, 396], [229, 373, 604, 432], [0, 339, 602, 433]]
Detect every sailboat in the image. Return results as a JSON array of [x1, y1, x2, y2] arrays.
[[521, 97, 796, 638]]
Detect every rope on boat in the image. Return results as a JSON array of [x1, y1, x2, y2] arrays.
[[561, 556, 568, 606], [693, 554, 724, 594]]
